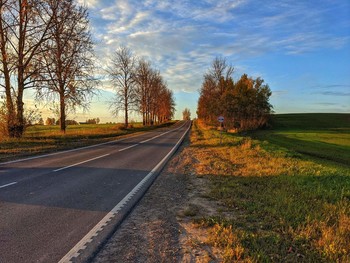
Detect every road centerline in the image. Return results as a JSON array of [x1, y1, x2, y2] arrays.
[[118, 144, 139, 152], [53, 154, 110, 172], [0, 182, 17, 189]]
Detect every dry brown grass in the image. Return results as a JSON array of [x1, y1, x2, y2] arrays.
[[183, 120, 350, 262], [0, 122, 175, 162]]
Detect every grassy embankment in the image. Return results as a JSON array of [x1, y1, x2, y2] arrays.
[[188, 113, 350, 262], [0, 122, 175, 162]]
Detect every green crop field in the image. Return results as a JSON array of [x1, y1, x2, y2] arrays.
[[252, 113, 350, 165]]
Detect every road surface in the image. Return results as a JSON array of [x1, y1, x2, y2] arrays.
[[0, 121, 191, 263]]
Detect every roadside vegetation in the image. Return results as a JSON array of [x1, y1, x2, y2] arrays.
[[0, 121, 175, 163], [185, 114, 350, 262], [197, 57, 273, 131]]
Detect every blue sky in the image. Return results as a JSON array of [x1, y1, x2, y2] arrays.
[[69, 0, 350, 122]]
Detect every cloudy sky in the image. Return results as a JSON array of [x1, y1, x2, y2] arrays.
[[72, 0, 349, 122]]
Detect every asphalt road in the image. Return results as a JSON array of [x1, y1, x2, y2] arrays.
[[0, 121, 191, 263]]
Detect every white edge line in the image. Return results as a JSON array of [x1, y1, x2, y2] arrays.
[[53, 154, 110, 172], [0, 182, 17, 189], [58, 121, 191, 263]]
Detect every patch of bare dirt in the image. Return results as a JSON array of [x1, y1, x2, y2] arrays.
[[92, 136, 225, 263]]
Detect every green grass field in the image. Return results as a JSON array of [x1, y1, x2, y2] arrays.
[[187, 114, 350, 262], [0, 122, 175, 162], [252, 113, 350, 165]]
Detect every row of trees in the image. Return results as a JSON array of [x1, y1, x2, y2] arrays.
[[182, 108, 191, 120], [108, 46, 175, 127], [0, 0, 95, 137], [197, 57, 273, 131], [44, 117, 100, 126]]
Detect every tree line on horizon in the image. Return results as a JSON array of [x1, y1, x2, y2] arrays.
[[197, 57, 273, 131]]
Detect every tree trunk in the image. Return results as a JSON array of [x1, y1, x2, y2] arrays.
[[15, 84, 25, 138], [15, 45, 25, 138], [124, 95, 128, 128], [10, 0, 27, 138], [0, 7, 15, 137], [60, 92, 66, 133]]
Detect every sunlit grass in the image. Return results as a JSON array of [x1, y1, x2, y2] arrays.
[[0, 122, 175, 162], [189, 118, 350, 262]]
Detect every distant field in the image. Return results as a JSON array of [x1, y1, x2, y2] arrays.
[[0, 122, 175, 162], [253, 113, 350, 165], [24, 123, 146, 138]]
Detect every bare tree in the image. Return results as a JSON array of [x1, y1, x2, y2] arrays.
[[35, 0, 96, 133], [134, 58, 151, 125], [108, 46, 137, 128], [157, 87, 175, 123], [0, 0, 56, 137], [134, 58, 175, 125], [207, 56, 234, 95]]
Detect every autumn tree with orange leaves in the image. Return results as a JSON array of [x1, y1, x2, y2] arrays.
[[197, 57, 272, 131]]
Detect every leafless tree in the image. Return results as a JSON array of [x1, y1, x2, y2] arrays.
[[108, 46, 137, 128], [0, 0, 56, 137], [35, 0, 96, 133], [144, 68, 161, 125], [134, 58, 151, 125], [157, 86, 175, 123], [134, 58, 175, 125], [207, 56, 234, 95]]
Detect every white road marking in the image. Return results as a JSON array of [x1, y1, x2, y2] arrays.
[[58, 122, 191, 263], [0, 182, 17, 189], [140, 122, 188, 144], [119, 123, 185, 151], [140, 131, 170, 143], [53, 154, 110, 172], [118, 144, 138, 152], [0, 121, 187, 167]]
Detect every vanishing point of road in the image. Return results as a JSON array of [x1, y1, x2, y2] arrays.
[[0, 121, 191, 263]]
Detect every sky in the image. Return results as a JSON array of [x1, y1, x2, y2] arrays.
[[34, 0, 350, 122]]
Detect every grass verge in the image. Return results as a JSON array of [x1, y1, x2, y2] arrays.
[[186, 118, 350, 262]]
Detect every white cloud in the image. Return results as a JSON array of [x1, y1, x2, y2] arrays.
[[85, 0, 350, 117], [100, 5, 119, 20], [76, 0, 98, 9]]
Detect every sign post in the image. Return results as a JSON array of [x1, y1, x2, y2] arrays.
[[218, 116, 224, 145]]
